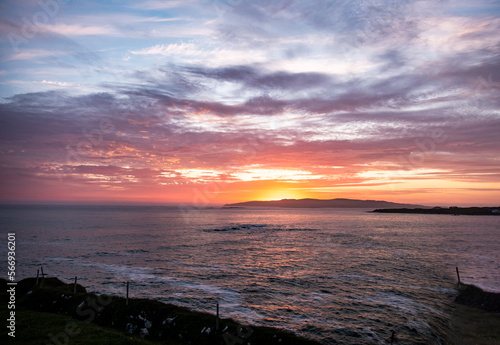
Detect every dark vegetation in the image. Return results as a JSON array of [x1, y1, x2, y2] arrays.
[[1, 277, 322, 345]]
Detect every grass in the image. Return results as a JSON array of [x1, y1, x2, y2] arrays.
[[449, 303, 500, 345], [448, 283, 500, 345]]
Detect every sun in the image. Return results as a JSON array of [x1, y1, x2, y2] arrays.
[[261, 189, 303, 201]]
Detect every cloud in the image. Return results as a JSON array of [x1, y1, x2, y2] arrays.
[[41, 80, 68, 86], [1, 0, 499, 203], [184, 64, 334, 92], [40, 23, 121, 36], [129, 0, 198, 10], [1, 84, 497, 179], [131, 43, 207, 56], [211, 0, 425, 53]]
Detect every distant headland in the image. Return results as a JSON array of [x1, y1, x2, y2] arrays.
[[223, 198, 425, 209], [373, 206, 500, 216]]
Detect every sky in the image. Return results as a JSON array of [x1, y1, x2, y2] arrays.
[[0, 0, 499, 206]]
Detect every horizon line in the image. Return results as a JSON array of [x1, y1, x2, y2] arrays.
[[1, 198, 498, 208]]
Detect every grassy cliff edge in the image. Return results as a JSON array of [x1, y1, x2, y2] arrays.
[[449, 284, 500, 345], [1, 277, 321, 345]]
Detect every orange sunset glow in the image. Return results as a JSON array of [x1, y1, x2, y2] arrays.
[[2, 3, 500, 343], [1, 1, 499, 206]]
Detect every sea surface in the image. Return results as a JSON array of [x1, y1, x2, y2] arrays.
[[1, 205, 499, 344]]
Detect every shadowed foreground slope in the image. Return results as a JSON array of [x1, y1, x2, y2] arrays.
[[449, 284, 500, 345], [1, 277, 321, 345]]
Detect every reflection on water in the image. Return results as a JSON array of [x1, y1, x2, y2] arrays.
[[1, 205, 499, 344]]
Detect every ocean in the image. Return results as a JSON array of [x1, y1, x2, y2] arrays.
[[1, 205, 499, 344]]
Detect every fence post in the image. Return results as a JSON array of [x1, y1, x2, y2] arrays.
[[40, 266, 47, 286], [216, 302, 220, 332], [126, 282, 129, 306]]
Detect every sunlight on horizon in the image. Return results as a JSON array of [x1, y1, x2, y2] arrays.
[[259, 189, 306, 201]]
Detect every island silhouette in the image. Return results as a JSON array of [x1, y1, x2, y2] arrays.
[[224, 198, 425, 208]]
